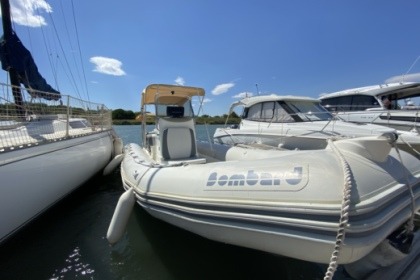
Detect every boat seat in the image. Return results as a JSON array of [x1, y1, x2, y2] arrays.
[[161, 126, 196, 159], [158, 116, 205, 164]]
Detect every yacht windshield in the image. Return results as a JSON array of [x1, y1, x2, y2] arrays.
[[244, 101, 294, 122], [285, 101, 333, 121]]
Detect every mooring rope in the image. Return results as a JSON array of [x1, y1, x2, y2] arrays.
[[323, 139, 353, 280], [398, 134, 420, 157], [392, 144, 416, 234]]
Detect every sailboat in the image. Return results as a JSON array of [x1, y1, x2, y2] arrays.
[[0, 0, 122, 243]]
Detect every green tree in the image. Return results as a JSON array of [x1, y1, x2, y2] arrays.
[[229, 111, 239, 118], [124, 110, 136, 119], [112, 109, 125, 119], [112, 109, 136, 120]]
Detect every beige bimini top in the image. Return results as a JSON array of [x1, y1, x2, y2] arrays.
[[141, 84, 205, 106]]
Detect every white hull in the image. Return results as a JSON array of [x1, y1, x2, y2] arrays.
[[338, 110, 420, 133], [0, 9, 123, 244], [0, 131, 114, 242], [121, 139, 420, 264]]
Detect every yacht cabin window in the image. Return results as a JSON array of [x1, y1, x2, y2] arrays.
[[244, 101, 294, 122], [273, 102, 294, 122], [246, 103, 262, 120], [321, 95, 380, 111], [261, 102, 274, 120], [286, 101, 332, 121]]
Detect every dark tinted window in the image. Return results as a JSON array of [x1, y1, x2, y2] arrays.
[[321, 94, 380, 111], [351, 95, 380, 110]]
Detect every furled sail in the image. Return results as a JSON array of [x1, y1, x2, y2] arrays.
[[0, 32, 60, 100]]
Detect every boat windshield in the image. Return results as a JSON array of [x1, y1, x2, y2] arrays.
[[155, 94, 195, 117], [285, 101, 333, 121], [243, 100, 334, 122], [244, 101, 294, 122]]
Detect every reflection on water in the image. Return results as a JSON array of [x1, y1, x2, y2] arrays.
[[0, 125, 350, 279], [50, 247, 95, 279]]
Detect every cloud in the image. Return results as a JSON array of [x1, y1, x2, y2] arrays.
[[385, 72, 420, 83], [192, 98, 211, 109], [211, 83, 235, 95], [233, 92, 253, 99], [5, 0, 53, 27], [175, 76, 185, 85], [90, 56, 126, 76]]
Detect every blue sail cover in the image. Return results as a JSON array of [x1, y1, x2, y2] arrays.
[[0, 32, 60, 100]]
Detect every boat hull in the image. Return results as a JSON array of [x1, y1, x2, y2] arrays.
[[336, 110, 420, 133], [0, 131, 114, 243], [121, 142, 420, 264]]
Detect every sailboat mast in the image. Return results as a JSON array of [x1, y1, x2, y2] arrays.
[[1, 0, 24, 117]]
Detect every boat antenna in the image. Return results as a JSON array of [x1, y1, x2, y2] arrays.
[[255, 83, 260, 96], [0, 0, 24, 118], [402, 55, 420, 83]]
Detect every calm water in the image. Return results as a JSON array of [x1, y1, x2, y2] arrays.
[[0, 125, 345, 280]]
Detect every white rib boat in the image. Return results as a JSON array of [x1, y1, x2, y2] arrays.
[[108, 84, 419, 276]]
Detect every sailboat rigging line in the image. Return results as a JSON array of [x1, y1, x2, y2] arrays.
[[47, 12, 82, 100], [54, 0, 77, 93], [55, 0, 89, 102], [402, 55, 420, 83], [37, 17, 61, 92], [70, 0, 90, 103]]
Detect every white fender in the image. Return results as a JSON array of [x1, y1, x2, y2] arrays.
[[106, 189, 135, 244], [103, 154, 124, 176], [113, 137, 124, 156]]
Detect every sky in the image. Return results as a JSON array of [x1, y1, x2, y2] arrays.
[[1, 0, 420, 116]]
